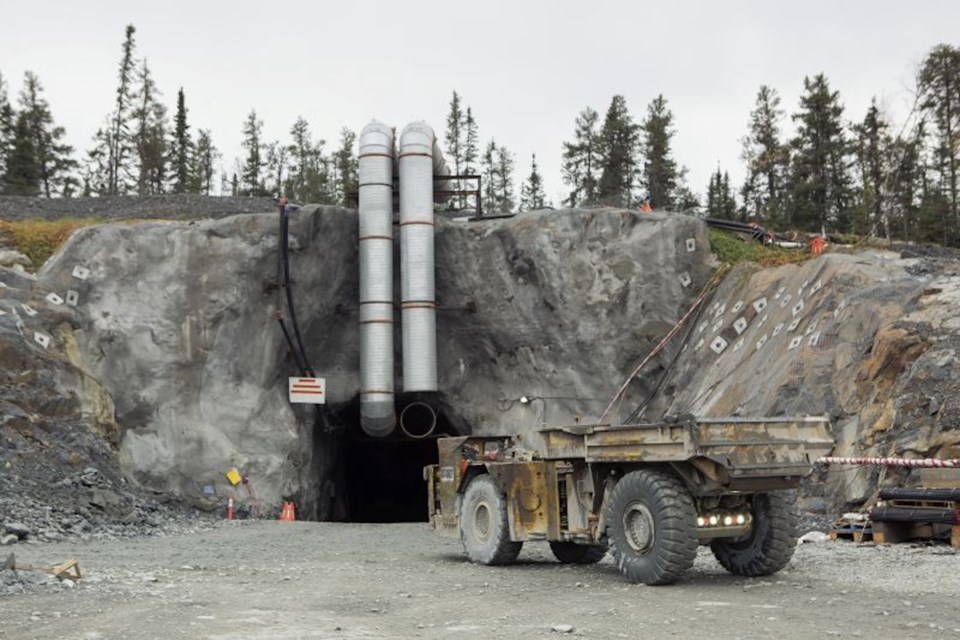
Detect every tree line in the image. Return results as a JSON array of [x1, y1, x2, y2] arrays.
[[1, 25, 959, 246]]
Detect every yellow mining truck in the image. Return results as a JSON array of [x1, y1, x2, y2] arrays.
[[425, 416, 833, 585]]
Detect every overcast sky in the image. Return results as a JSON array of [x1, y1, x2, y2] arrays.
[[2, 1, 958, 205]]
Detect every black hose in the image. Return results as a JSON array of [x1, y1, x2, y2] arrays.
[[279, 204, 314, 376], [276, 314, 307, 375]]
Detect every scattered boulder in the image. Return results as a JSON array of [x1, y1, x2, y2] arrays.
[[3, 522, 31, 540]]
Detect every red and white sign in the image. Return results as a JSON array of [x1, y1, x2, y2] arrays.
[[288, 377, 326, 404]]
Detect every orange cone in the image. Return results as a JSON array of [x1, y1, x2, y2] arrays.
[[279, 501, 296, 522]]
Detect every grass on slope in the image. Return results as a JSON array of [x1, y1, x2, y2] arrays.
[[0, 218, 101, 268], [708, 229, 813, 267]]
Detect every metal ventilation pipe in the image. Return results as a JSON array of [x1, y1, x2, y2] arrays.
[[398, 122, 445, 393], [399, 401, 437, 439], [358, 121, 396, 437]]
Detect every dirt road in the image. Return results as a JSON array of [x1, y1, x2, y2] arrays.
[[1, 521, 957, 639]]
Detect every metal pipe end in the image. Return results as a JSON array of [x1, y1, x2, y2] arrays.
[[360, 399, 396, 438], [399, 402, 437, 439]]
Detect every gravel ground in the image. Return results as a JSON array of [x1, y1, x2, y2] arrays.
[[0, 195, 277, 222], [1, 521, 957, 639]]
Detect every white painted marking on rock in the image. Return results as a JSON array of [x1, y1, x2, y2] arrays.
[[733, 317, 748, 335], [685, 238, 696, 253], [679, 272, 692, 288], [731, 300, 744, 314], [710, 336, 728, 354], [732, 338, 745, 352], [808, 332, 821, 347], [72, 265, 90, 280], [789, 336, 803, 350], [792, 299, 805, 317], [66, 290, 80, 307], [22, 304, 37, 317], [45, 292, 64, 305], [756, 334, 768, 351], [752, 298, 767, 313], [788, 318, 801, 332], [34, 332, 50, 349]]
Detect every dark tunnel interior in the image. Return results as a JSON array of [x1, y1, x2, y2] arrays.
[[327, 396, 456, 523]]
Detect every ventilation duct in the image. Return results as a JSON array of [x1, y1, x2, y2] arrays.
[[398, 122, 446, 393], [357, 121, 396, 437]]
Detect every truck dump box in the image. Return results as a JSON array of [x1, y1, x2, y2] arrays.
[[538, 416, 833, 484]]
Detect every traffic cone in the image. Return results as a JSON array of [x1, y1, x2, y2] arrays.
[[279, 501, 296, 522]]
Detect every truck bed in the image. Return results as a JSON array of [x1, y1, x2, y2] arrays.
[[537, 416, 833, 479]]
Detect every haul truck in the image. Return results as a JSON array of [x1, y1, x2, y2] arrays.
[[425, 416, 833, 585]]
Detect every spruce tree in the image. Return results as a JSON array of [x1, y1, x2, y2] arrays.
[[334, 128, 358, 207], [170, 88, 191, 193], [3, 113, 40, 195], [788, 74, 854, 232], [561, 107, 602, 206], [0, 73, 14, 187], [639, 94, 679, 209], [918, 44, 960, 242], [889, 128, 923, 241], [495, 145, 515, 212], [132, 60, 167, 195], [445, 91, 465, 177], [520, 153, 547, 210], [851, 100, 892, 237], [17, 71, 76, 197], [190, 129, 218, 195], [705, 169, 735, 219], [463, 107, 479, 175], [481, 140, 498, 213], [240, 110, 266, 196], [598, 95, 639, 206], [265, 141, 287, 198], [741, 85, 788, 224], [110, 24, 138, 194]]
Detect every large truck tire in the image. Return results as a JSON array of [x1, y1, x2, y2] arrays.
[[549, 541, 607, 564], [710, 491, 798, 577], [460, 475, 523, 565], [606, 469, 698, 585]]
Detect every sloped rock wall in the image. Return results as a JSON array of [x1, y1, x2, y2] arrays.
[[8, 207, 710, 516], [651, 251, 960, 507]]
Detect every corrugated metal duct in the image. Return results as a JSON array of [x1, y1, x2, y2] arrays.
[[357, 121, 396, 437]]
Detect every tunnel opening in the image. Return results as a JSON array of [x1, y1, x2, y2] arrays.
[[325, 394, 459, 523]]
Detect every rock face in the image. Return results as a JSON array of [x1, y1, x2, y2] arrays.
[[4, 201, 960, 520], [5, 206, 710, 518], [651, 250, 960, 507]]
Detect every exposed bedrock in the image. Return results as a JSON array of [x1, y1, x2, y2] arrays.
[[3, 204, 958, 518], [6, 207, 709, 517]]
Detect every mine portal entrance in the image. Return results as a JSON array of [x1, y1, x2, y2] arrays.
[[332, 398, 456, 523]]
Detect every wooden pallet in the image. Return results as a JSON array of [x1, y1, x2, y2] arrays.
[[872, 521, 960, 548], [829, 523, 873, 543]]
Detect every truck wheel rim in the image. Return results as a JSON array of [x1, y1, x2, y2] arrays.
[[473, 502, 491, 542], [623, 502, 655, 554]]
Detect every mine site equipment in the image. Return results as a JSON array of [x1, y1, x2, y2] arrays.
[[426, 415, 833, 585]]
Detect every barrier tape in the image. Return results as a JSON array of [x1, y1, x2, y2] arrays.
[[819, 457, 960, 468]]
